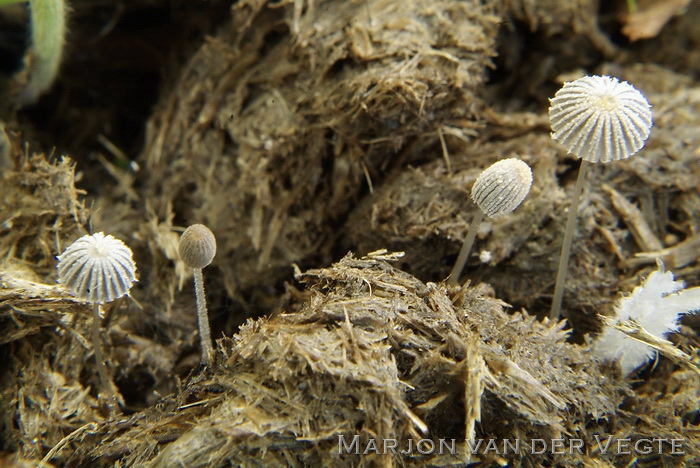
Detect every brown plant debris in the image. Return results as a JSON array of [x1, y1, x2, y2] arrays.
[[139, 0, 501, 311], [342, 64, 700, 329], [0, 152, 88, 278], [0, 147, 171, 462], [620, 0, 692, 42], [32, 251, 698, 467], [0, 0, 698, 466], [504, 0, 617, 57]]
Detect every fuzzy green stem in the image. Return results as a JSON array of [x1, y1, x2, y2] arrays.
[[18, 0, 67, 104], [448, 210, 485, 287], [0, 0, 28, 6], [91, 304, 119, 414], [550, 159, 590, 320], [193, 268, 214, 365]]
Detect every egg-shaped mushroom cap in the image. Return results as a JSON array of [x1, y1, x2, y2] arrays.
[[57, 232, 137, 304], [549, 75, 652, 163], [179, 224, 217, 269], [471, 158, 533, 219]]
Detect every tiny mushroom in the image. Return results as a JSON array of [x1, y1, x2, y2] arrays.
[[57, 232, 137, 412], [179, 224, 217, 365], [448, 158, 533, 286]]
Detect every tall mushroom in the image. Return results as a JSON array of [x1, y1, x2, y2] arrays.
[[57, 232, 137, 413], [548, 75, 652, 319], [178, 224, 217, 365]]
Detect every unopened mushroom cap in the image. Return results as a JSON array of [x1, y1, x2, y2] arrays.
[[179, 224, 217, 269], [471, 158, 533, 218], [57, 232, 137, 304], [549, 75, 652, 163]]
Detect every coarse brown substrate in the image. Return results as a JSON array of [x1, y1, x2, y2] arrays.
[[0, 0, 698, 466]]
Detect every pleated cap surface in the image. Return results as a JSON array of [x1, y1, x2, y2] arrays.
[[549, 75, 652, 163], [57, 232, 137, 304]]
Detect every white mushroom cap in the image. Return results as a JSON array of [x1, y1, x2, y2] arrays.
[[179, 224, 217, 269], [57, 232, 137, 304], [549, 75, 652, 163], [471, 158, 533, 219]]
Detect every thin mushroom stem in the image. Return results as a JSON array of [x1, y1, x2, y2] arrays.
[[550, 159, 591, 320], [193, 267, 214, 365], [448, 210, 485, 287], [91, 304, 119, 414]]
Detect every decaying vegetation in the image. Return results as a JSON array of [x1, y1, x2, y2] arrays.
[[0, 0, 698, 466]]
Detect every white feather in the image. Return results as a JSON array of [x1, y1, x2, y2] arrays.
[[592, 265, 700, 375]]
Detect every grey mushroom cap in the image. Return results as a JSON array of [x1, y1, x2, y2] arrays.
[[471, 158, 533, 219], [57, 232, 137, 304], [549, 75, 652, 163], [179, 224, 217, 269]]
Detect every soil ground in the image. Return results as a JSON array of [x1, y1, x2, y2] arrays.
[[0, 0, 698, 466]]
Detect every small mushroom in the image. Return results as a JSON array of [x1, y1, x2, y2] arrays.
[[57, 232, 137, 412], [179, 224, 217, 365], [448, 158, 533, 286], [548, 75, 652, 319]]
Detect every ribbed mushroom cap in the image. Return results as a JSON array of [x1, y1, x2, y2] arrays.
[[57, 232, 137, 304], [549, 75, 652, 163], [179, 224, 217, 269], [471, 158, 533, 219]]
